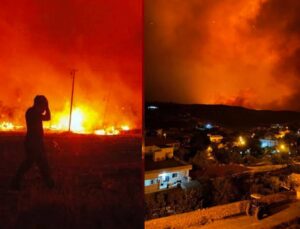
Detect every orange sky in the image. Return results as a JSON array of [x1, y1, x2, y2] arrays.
[[0, 0, 142, 128], [145, 0, 300, 111]]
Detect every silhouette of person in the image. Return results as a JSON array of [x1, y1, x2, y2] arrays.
[[12, 95, 54, 190]]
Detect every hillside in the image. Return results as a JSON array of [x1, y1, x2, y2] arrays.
[[145, 102, 300, 129]]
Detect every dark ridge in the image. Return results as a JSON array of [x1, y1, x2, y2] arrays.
[[145, 102, 300, 129]]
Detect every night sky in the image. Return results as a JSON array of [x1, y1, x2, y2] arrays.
[[145, 0, 300, 111], [0, 0, 142, 127]]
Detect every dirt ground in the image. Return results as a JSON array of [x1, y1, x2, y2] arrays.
[[0, 133, 143, 229]]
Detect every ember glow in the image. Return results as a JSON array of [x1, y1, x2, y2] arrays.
[[121, 125, 130, 131], [0, 0, 142, 134], [0, 122, 18, 131], [145, 0, 300, 111], [49, 104, 96, 133], [0, 102, 133, 135], [48, 103, 131, 134], [94, 127, 120, 136], [0, 96, 135, 135]]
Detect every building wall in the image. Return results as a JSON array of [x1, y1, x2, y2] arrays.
[[166, 142, 180, 151], [144, 145, 161, 154], [153, 147, 174, 161], [260, 139, 278, 148], [145, 200, 249, 229], [145, 168, 191, 193], [209, 135, 223, 143], [145, 183, 160, 194], [158, 171, 184, 189]]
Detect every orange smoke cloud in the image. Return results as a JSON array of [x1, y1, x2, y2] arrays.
[[0, 0, 142, 130], [145, 0, 300, 111]]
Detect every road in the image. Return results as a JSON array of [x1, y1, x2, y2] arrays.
[[247, 164, 287, 173], [190, 200, 300, 229]]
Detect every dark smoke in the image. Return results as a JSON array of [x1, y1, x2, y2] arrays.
[[0, 0, 142, 127], [145, 0, 300, 111]]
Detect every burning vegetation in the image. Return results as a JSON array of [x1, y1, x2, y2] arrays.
[[0, 75, 139, 135], [0, 0, 142, 135], [0, 101, 135, 135], [48, 103, 133, 135]]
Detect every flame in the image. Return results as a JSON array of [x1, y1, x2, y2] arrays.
[[0, 122, 14, 131], [0, 102, 132, 135], [48, 103, 97, 133], [121, 125, 130, 131], [0, 121, 23, 131], [48, 103, 132, 135], [94, 126, 120, 136], [94, 129, 106, 135], [71, 108, 84, 132]]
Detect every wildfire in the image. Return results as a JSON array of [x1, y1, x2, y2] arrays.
[[49, 105, 131, 135], [94, 127, 120, 136], [0, 122, 14, 131], [94, 125, 131, 135], [71, 109, 84, 132], [0, 121, 24, 131], [0, 104, 132, 136], [121, 125, 130, 131]]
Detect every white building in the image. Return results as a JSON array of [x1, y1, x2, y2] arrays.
[[260, 138, 278, 148], [144, 145, 192, 194]]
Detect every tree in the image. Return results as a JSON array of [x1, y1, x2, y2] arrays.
[[190, 131, 211, 157], [192, 150, 214, 168], [248, 137, 263, 158], [214, 148, 242, 164]]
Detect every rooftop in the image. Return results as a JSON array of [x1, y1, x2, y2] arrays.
[[145, 137, 179, 147], [145, 155, 190, 172]]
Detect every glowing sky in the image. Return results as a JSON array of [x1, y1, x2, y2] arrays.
[[0, 0, 142, 127], [145, 0, 300, 111]]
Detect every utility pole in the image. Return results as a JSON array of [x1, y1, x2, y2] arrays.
[[69, 69, 77, 132], [102, 81, 112, 128]]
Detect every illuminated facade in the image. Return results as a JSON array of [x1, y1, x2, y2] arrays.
[[208, 134, 223, 143], [145, 165, 192, 193], [259, 138, 278, 148], [144, 145, 192, 194]]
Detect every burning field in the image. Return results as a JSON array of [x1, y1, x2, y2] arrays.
[[0, 0, 143, 227], [0, 133, 143, 228], [0, 0, 142, 135], [0, 105, 136, 136]]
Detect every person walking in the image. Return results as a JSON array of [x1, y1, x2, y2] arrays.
[[12, 95, 54, 190]]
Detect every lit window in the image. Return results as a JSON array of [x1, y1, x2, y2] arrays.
[[148, 105, 158, 110], [144, 180, 152, 186]]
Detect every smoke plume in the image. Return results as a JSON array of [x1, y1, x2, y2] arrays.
[[0, 0, 142, 128], [145, 0, 300, 111]]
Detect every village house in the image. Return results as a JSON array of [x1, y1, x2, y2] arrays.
[[144, 143, 192, 194]]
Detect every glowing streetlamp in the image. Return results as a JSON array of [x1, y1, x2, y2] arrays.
[[277, 143, 289, 153], [238, 136, 246, 146]]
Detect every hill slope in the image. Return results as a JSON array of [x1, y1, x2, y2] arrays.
[[145, 102, 300, 129]]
